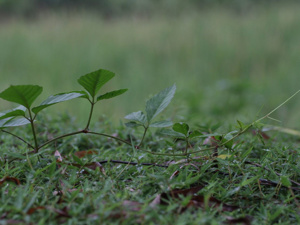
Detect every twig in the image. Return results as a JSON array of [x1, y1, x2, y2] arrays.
[[1, 130, 34, 149], [245, 161, 300, 187], [98, 160, 168, 168]]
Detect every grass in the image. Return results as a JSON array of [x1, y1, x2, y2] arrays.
[[1, 3, 300, 224], [0, 111, 299, 224], [1, 3, 300, 128]]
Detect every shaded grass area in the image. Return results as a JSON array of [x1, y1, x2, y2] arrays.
[[0, 113, 299, 224], [1, 4, 300, 128]]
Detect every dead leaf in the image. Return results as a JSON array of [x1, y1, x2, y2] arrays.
[[0, 176, 21, 186], [74, 150, 97, 158]]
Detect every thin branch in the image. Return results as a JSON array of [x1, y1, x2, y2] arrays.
[[98, 159, 168, 168], [1, 130, 34, 149], [245, 161, 300, 187]]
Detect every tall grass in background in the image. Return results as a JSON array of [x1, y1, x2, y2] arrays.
[[1, 3, 300, 127]]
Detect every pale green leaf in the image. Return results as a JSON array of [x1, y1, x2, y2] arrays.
[[2, 117, 31, 127], [124, 111, 146, 125], [97, 89, 128, 101], [32, 91, 86, 114], [0, 117, 13, 129], [77, 69, 115, 98], [160, 129, 185, 138], [0, 105, 26, 120], [0, 85, 43, 109], [149, 120, 173, 128], [145, 84, 176, 122]]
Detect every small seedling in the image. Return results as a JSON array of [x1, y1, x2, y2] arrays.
[[0, 69, 127, 153], [124, 84, 176, 147]]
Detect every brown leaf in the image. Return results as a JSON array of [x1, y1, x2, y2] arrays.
[[27, 206, 45, 215], [74, 150, 97, 158], [0, 176, 21, 186], [86, 162, 106, 175]]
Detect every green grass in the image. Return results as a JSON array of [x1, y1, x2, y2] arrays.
[[1, 4, 300, 128], [0, 112, 299, 224], [1, 4, 300, 224]]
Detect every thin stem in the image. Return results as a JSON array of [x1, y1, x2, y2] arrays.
[[28, 111, 38, 152], [98, 160, 168, 168], [88, 131, 132, 145], [1, 130, 34, 149], [37, 130, 85, 150], [85, 100, 95, 130], [138, 126, 148, 147], [221, 89, 300, 147]]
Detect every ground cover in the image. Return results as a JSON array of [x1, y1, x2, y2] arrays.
[[0, 73, 299, 224]]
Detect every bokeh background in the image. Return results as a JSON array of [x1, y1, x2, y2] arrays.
[[1, 0, 300, 128]]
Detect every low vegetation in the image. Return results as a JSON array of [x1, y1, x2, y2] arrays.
[[0, 69, 299, 224]]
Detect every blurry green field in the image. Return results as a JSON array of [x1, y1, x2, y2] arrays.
[[1, 4, 300, 128]]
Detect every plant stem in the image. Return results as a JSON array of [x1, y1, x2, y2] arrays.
[[138, 126, 148, 147], [37, 130, 85, 150], [1, 130, 34, 149], [28, 111, 38, 152], [88, 131, 132, 145], [85, 100, 95, 130]]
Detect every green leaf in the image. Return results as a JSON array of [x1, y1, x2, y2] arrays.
[[172, 122, 189, 137], [240, 175, 260, 187], [280, 176, 291, 187], [0, 85, 43, 109], [32, 91, 86, 114], [125, 121, 143, 128], [124, 111, 147, 125], [97, 89, 128, 102], [145, 84, 176, 123], [149, 120, 173, 128], [0, 105, 26, 120], [160, 129, 186, 138], [189, 130, 203, 139], [0, 117, 13, 129], [72, 154, 84, 166], [77, 69, 115, 98], [2, 117, 31, 127]]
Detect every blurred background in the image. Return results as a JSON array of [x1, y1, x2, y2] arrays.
[[1, 0, 300, 128]]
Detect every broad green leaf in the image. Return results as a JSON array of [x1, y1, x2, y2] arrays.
[[97, 89, 128, 102], [149, 120, 173, 128], [125, 122, 143, 128], [172, 122, 189, 136], [2, 117, 30, 127], [32, 91, 86, 114], [77, 69, 115, 98], [0, 105, 26, 120], [124, 111, 147, 125], [160, 129, 185, 138], [280, 176, 291, 187], [0, 85, 42, 109], [145, 84, 176, 122], [189, 130, 203, 139]]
